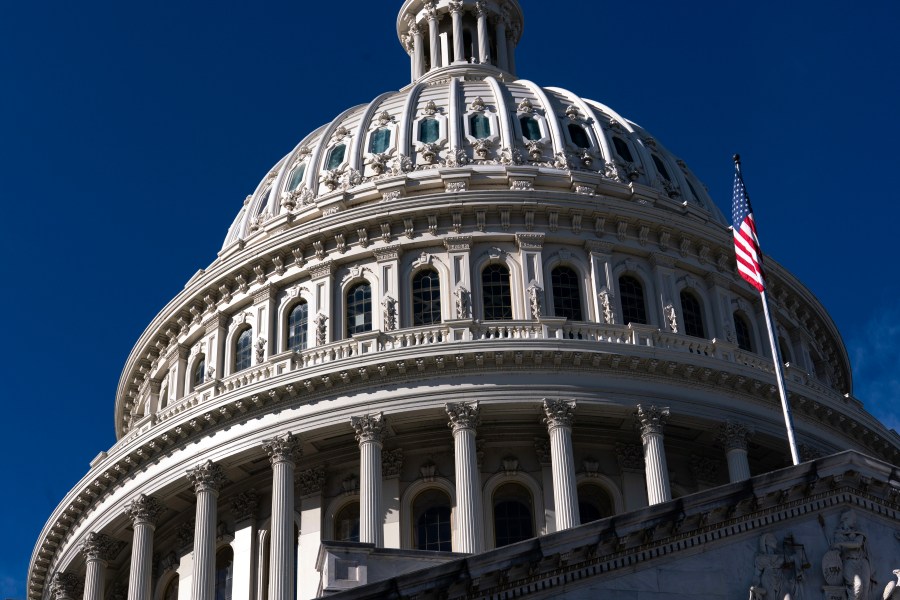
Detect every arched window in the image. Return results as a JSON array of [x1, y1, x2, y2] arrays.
[[482, 264, 512, 320], [613, 137, 634, 162], [652, 154, 671, 181], [577, 484, 614, 524], [733, 312, 753, 352], [193, 355, 206, 388], [679, 290, 705, 338], [470, 113, 491, 139], [568, 123, 591, 149], [520, 116, 541, 141], [215, 547, 234, 600], [419, 118, 440, 143], [326, 144, 346, 170], [347, 283, 372, 336], [551, 266, 583, 321], [287, 162, 307, 191], [255, 188, 270, 216], [288, 301, 309, 352], [413, 489, 453, 552], [163, 577, 179, 600], [369, 127, 391, 153], [335, 502, 360, 542], [235, 328, 253, 372], [618, 275, 648, 325], [412, 269, 441, 326], [493, 483, 533, 547]]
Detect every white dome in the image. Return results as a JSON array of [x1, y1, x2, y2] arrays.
[[222, 76, 727, 251]]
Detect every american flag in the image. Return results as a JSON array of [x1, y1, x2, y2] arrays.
[[732, 163, 765, 292]]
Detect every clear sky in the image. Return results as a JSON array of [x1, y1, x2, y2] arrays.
[[1, 1, 898, 596]]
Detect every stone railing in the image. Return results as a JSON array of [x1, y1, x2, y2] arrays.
[[144, 320, 830, 432]]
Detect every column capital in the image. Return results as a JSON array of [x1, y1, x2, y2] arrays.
[[125, 494, 164, 527], [718, 420, 754, 451], [424, 0, 438, 21], [262, 432, 302, 466], [448, 0, 463, 14], [79, 532, 123, 563], [635, 404, 670, 436], [230, 489, 259, 521], [297, 466, 327, 497], [49, 572, 79, 600], [446, 401, 480, 432], [351, 413, 386, 444], [186, 460, 228, 494], [475, 0, 488, 17], [543, 399, 576, 430]]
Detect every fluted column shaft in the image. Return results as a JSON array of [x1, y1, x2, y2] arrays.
[[83, 558, 105, 600], [186, 461, 227, 600], [636, 405, 671, 505], [450, 3, 464, 63], [543, 400, 580, 530], [411, 23, 425, 79], [720, 421, 753, 483], [263, 433, 301, 600], [495, 20, 508, 71], [426, 4, 440, 69], [125, 495, 162, 600], [475, 1, 489, 63], [447, 402, 484, 553], [352, 414, 385, 546]]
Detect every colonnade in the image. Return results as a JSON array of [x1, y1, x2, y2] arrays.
[[56, 405, 753, 600]]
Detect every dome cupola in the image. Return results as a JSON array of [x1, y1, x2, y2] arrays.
[[397, 0, 524, 83]]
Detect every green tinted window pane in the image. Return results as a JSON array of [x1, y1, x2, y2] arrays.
[[287, 163, 306, 191], [369, 128, 391, 153], [327, 144, 346, 170], [419, 118, 440, 143], [520, 116, 541, 141], [568, 124, 591, 148], [471, 113, 491, 139]]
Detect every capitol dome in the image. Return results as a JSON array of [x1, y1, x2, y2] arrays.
[[30, 2, 900, 600]]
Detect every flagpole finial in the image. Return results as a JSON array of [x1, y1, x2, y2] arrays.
[[733, 153, 741, 165]]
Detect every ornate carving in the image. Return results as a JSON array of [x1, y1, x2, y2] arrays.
[[261, 432, 301, 465], [419, 142, 440, 164], [690, 455, 719, 485], [255, 336, 266, 363], [231, 489, 259, 521], [543, 399, 576, 429], [445, 180, 467, 193], [470, 96, 487, 111], [527, 283, 543, 319], [382, 295, 397, 331], [599, 290, 615, 325], [49, 572, 80, 600], [79, 532, 123, 562], [718, 421, 753, 451], [534, 438, 551, 465], [382, 448, 404, 478], [635, 405, 669, 436], [524, 139, 544, 161], [664, 301, 678, 333], [446, 401, 480, 432], [125, 494, 163, 526], [615, 442, 644, 471], [444, 146, 468, 167], [314, 313, 328, 346], [297, 466, 326, 496], [185, 460, 228, 494], [448, 0, 463, 14], [175, 519, 195, 548], [749, 533, 804, 600], [351, 413, 386, 444], [827, 511, 871, 600], [454, 285, 472, 319]]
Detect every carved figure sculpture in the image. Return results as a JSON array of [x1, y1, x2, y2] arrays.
[[454, 286, 471, 319], [833, 511, 871, 600], [883, 570, 900, 600], [750, 533, 801, 600]]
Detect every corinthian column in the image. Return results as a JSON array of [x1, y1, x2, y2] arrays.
[[49, 572, 79, 600], [475, 1, 489, 63], [425, 1, 440, 69], [542, 399, 580, 530], [186, 461, 228, 600], [448, 1, 464, 64], [719, 421, 753, 482], [125, 495, 163, 600], [262, 433, 301, 600], [636, 405, 671, 505], [80, 533, 119, 600], [446, 402, 484, 553], [409, 20, 425, 80], [351, 413, 386, 546]]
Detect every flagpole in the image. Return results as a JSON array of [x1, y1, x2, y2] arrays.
[[733, 155, 801, 466]]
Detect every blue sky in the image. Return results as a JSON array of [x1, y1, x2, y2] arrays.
[[1, 1, 898, 596]]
